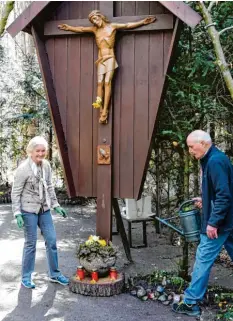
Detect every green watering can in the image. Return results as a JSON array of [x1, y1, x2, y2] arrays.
[[155, 200, 201, 242]]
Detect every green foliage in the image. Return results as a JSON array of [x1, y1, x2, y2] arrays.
[[76, 240, 118, 262], [182, 206, 193, 212], [158, 2, 233, 147], [149, 1, 233, 211], [0, 46, 60, 182]]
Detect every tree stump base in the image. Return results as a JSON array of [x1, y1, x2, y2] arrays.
[[69, 273, 125, 296]]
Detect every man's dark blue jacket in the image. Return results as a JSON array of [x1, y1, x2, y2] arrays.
[[200, 145, 233, 233]]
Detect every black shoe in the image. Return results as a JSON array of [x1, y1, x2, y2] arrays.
[[172, 301, 201, 317]]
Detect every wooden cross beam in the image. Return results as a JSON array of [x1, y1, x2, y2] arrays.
[[44, 0, 172, 37], [44, 14, 173, 36]]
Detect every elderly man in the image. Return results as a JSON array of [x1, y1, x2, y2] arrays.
[[173, 130, 233, 317], [58, 10, 155, 123]]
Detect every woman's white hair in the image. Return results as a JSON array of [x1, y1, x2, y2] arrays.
[[187, 130, 212, 143], [26, 136, 48, 155]]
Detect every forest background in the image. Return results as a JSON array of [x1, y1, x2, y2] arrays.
[[0, 1, 233, 215]]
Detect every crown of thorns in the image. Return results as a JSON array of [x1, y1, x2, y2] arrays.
[[88, 10, 109, 23]]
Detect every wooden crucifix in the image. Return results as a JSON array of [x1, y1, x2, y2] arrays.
[[7, 0, 201, 262], [42, 2, 174, 260], [58, 11, 156, 124]]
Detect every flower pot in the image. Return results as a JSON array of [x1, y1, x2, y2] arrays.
[[79, 256, 116, 277]]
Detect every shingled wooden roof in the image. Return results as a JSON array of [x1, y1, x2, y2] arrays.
[[7, 1, 201, 37]]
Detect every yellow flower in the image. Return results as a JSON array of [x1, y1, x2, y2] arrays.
[[87, 235, 99, 244], [92, 102, 101, 108], [98, 239, 107, 247], [92, 96, 102, 109]]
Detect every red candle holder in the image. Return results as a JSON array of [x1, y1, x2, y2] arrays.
[[109, 267, 118, 280], [91, 270, 99, 282], [76, 266, 85, 280]]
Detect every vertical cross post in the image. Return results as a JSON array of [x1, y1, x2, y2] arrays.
[[96, 2, 114, 240]]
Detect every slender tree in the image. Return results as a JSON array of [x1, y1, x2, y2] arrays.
[[0, 1, 15, 37], [199, 1, 233, 99]]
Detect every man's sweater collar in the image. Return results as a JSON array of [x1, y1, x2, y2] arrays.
[[200, 145, 216, 167]]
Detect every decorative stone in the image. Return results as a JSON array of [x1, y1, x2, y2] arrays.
[[162, 276, 167, 286], [69, 272, 124, 296], [130, 288, 137, 296], [158, 294, 168, 302], [167, 294, 173, 302], [156, 285, 164, 293], [173, 294, 181, 304], [148, 292, 155, 300], [154, 291, 160, 298], [136, 286, 147, 298], [200, 309, 217, 321]]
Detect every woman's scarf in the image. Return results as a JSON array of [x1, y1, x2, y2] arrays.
[[29, 157, 51, 208]]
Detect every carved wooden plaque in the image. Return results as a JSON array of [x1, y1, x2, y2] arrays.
[[97, 145, 111, 165]]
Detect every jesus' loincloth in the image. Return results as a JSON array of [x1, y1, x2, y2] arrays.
[[96, 55, 118, 75]]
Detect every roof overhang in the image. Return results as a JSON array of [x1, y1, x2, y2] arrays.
[[7, 1, 202, 38]]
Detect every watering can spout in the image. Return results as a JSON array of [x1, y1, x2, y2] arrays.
[[155, 199, 201, 242], [155, 217, 184, 236]]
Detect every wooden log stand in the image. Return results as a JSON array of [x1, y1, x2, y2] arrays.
[[69, 273, 125, 297]]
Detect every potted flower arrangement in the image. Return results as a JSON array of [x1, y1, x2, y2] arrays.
[[76, 235, 118, 277]]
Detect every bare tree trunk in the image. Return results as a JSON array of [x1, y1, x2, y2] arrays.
[[48, 125, 53, 162], [183, 150, 190, 200], [199, 2, 233, 100], [0, 1, 15, 37]]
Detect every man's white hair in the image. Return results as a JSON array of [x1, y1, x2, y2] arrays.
[[187, 130, 212, 143], [26, 136, 48, 155]]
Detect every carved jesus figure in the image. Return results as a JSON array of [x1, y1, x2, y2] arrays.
[[58, 10, 156, 124]]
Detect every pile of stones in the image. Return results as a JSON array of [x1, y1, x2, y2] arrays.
[[127, 270, 233, 321], [127, 270, 186, 306]]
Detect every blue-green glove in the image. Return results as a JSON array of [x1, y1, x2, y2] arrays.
[[15, 214, 24, 228], [54, 207, 67, 218]]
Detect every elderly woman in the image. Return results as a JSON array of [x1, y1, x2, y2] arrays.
[[11, 136, 69, 289]]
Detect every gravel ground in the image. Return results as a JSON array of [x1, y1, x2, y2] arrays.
[[0, 203, 231, 321]]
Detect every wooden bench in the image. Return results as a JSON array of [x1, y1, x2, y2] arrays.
[[122, 215, 156, 248]]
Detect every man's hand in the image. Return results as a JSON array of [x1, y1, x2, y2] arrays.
[[54, 207, 67, 218], [58, 24, 70, 31], [16, 214, 24, 228], [193, 197, 202, 209], [206, 225, 218, 239], [143, 16, 156, 25]]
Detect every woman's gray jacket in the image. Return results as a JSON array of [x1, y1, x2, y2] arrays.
[[11, 157, 59, 217]]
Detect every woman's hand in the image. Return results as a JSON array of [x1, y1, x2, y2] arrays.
[[54, 207, 67, 218], [15, 214, 24, 228]]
